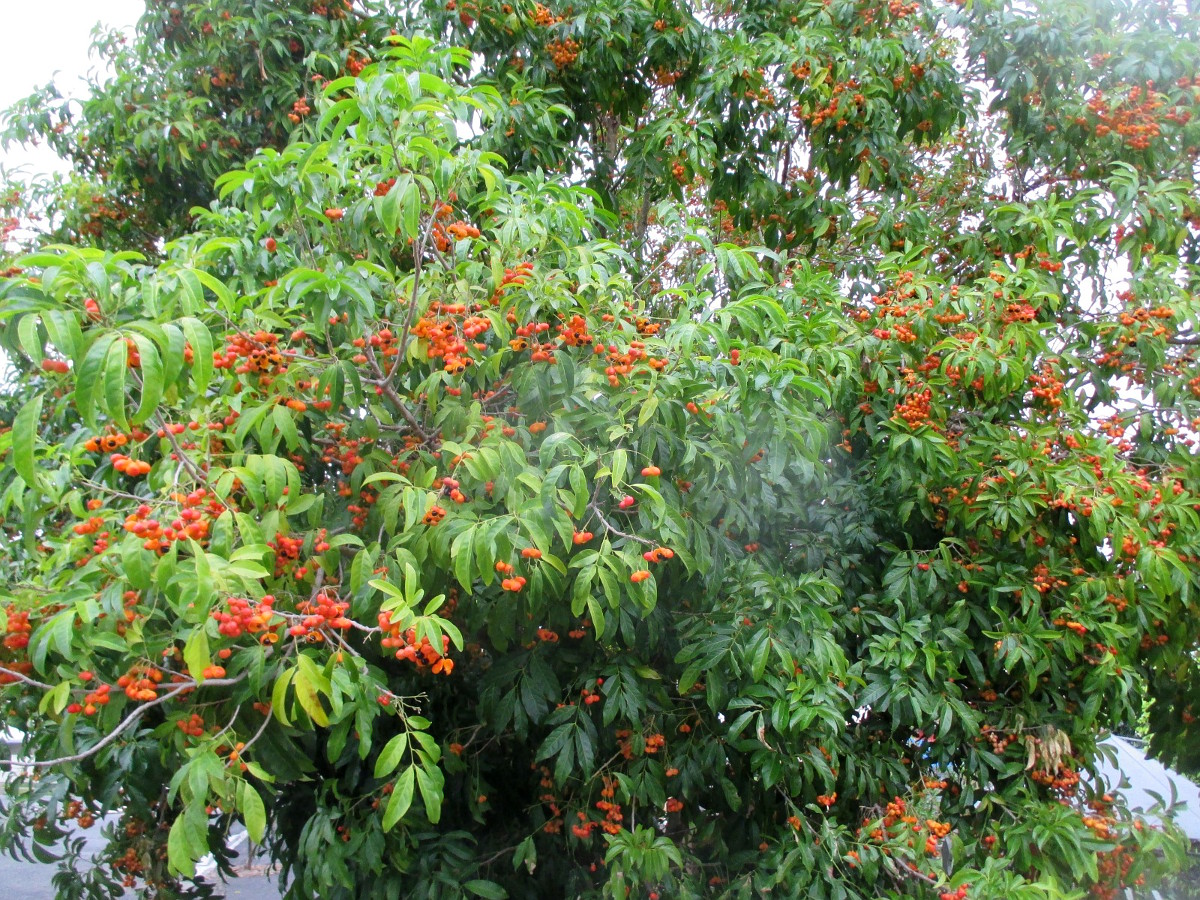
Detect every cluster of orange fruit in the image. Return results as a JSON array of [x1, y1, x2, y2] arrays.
[[213, 595, 277, 638], [412, 301, 491, 376], [378, 613, 454, 674], [893, 386, 933, 428], [214, 330, 287, 376], [290, 590, 353, 639], [83, 432, 134, 453], [66, 677, 112, 717], [118, 665, 163, 702], [546, 38, 580, 70], [1086, 82, 1168, 151], [490, 260, 534, 303], [287, 97, 311, 124]]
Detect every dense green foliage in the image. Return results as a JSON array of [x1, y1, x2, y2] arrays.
[[1, 1, 1200, 899]]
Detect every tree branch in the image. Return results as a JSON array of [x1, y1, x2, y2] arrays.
[[0, 672, 248, 769], [882, 855, 940, 887], [362, 344, 430, 439], [0, 665, 53, 690], [587, 496, 654, 547], [394, 211, 439, 373]]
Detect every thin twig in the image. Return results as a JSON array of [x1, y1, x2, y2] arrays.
[[235, 703, 275, 760], [77, 479, 144, 503], [152, 413, 235, 514], [476, 842, 522, 869], [882, 855, 940, 887]]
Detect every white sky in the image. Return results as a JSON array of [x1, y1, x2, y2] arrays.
[[0, 0, 144, 178]]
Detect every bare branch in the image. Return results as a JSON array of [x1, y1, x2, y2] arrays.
[[0, 665, 53, 691], [882, 855, 940, 887], [0, 672, 248, 769], [586, 497, 654, 547], [363, 344, 430, 439]]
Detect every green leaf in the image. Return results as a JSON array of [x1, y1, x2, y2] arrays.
[[587, 595, 607, 640], [400, 177, 422, 240], [183, 629, 210, 682], [42, 310, 82, 363], [13, 395, 42, 489], [611, 448, 628, 487], [362, 471, 410, 487], [74, 332, 117, 428], [376, 173, 413, 236], [298, 651, 331, 694], [18, 314, 42, 364], [463, 880, 509, 899], [536, 723, 574, 763], [147, 323, 184, 381], [179, 317, 214, 394], [193, 269, 234, 308], [750, 632, 772, 682], [242, 760, 275, 784], [214, 169, 251, 199], [272, 403, 300, 452], [411, 728, 442, 763], [39, 681, 70, 716], [512, 836, 536, 873], [186, 544, 214, 620], [374, 733, 409, 779], [167, 815, 196, 878], [415, 763, 444, 824], [29, 606, 76, 672], [271, 668, 296, 726], [382, 766, 415, 831], [239, 781, 267, 843], [103, 335, 130, 428], [292, 665, 330, 727], [452, 526, 475, 592], [128, 332, 163, 425], [638, 394, 659, 427]]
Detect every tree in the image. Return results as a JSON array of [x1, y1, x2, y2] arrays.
[[1, 1, 1200, 899]]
